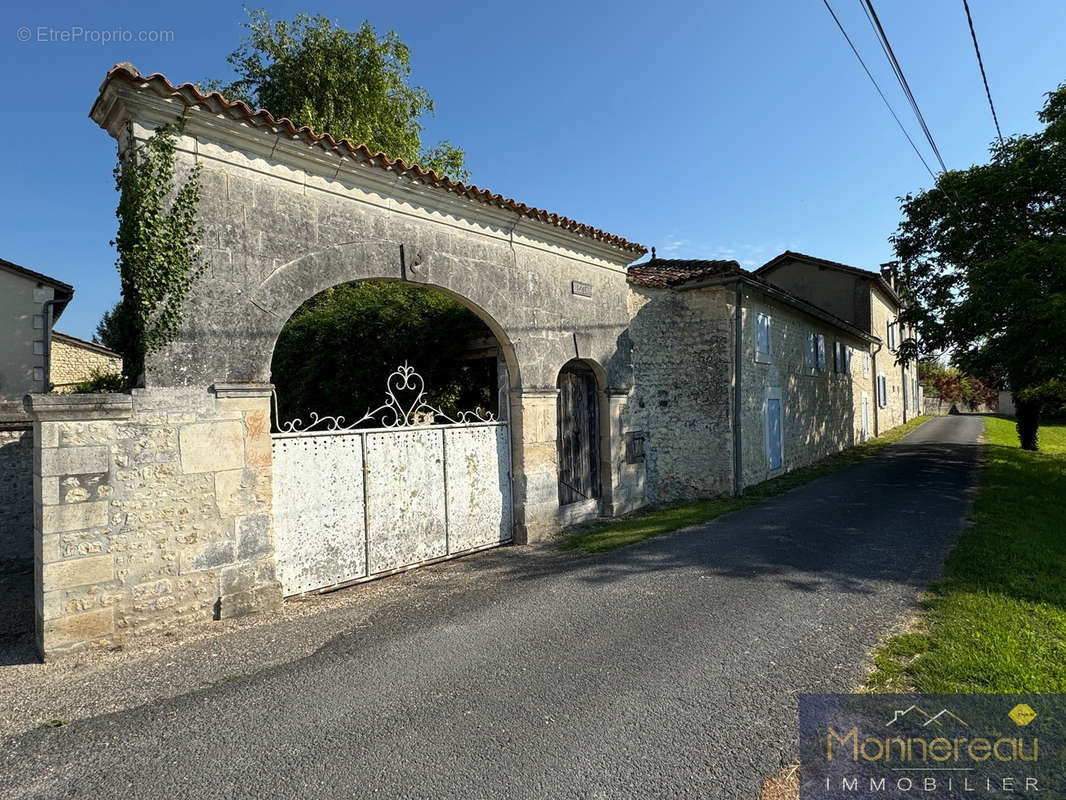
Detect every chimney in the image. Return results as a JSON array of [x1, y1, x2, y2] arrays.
[[879, 261, 898, 292]]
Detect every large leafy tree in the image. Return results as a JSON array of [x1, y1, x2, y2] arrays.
[[892, 83, 1066, 449], [209, 10, 468, 180]]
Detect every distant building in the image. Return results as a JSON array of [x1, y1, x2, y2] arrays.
[[0, 257, 73, 422], [50, 332, 121, 392]]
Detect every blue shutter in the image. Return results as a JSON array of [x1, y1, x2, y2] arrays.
[[817, 335, 826, 369], [767, 398, 783, 470]]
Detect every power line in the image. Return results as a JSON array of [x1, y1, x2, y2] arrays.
[[820, 0, 938, 181], [860, 0, 949, 174], [962, 0, 1004, 146]]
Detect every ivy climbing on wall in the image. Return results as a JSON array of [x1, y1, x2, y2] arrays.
[[109, 122, 204, 387]]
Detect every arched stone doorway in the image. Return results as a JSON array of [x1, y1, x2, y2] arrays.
[[267, 279, 515, 595]]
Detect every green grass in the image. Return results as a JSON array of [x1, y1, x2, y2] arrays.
[[866, 415, 1066, 693], [562, 415, 933, 553]]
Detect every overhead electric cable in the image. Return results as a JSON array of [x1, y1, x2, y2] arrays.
[[962, 0, 1004, 146], [860, 0, 949, 173], [820, 0, 938, 181]]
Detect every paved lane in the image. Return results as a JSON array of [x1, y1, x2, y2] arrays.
[[1, 416, 982, 799]]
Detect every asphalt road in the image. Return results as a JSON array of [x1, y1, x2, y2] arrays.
[[1, 415, 983, 800]]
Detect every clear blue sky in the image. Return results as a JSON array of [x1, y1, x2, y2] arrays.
[[1, 1, 1063, 340]]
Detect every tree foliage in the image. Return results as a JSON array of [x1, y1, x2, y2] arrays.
[[919, 361, 997, 411], [270, 282, 496, 428], [209, 10, 468, 181], [892, 83, 1066, 448], [109, 124, 204, 387]]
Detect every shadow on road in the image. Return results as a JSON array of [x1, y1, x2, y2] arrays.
[[0, 559, 37, 666]]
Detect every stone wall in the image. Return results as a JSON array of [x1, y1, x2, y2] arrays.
[[624, 286, 734, 504], [50, 334, 122, 391], [27, 388, 281, 657], [0, 425, 33, 562], [738, 288, 872, 489], [869, 287, 914, 431]]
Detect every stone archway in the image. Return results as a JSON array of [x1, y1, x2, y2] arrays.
[[24, 64, 649, 657]]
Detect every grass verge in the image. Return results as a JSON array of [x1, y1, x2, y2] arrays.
[[563, 415, 932, 553], [865, 415, 1066, 692]]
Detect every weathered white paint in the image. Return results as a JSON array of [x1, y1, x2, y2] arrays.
[[272, 434, 367, 596], [272, 421, 512, 596]]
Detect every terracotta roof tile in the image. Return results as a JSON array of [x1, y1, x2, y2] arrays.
[[92, 64, 647, 257], [626, 257, 742, 288]]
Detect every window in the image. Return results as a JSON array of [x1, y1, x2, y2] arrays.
[[756, 313, 772, 362], [877, 374, 888, 408], [625, 431, 645, 464], [805, 331, 817, 370], [816, 334, 826, 370], [766, 390, 783, 471], [863, 352, 871, 376], [833, 342, 841, 373], [844, 346, 852, 375], [887, 320, 896, 351]]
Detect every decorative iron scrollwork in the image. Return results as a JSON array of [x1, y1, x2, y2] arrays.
[[273, 362, 497, 434]]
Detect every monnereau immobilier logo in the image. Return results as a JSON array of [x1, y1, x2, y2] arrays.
[[799, 694, 1065, 798]]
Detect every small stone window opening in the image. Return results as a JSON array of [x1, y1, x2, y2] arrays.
[[625, 431, 646, 464]]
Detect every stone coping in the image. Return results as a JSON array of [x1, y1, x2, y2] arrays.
[[24, 392, 133, 420]]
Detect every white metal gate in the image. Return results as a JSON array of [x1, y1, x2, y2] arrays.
[[271, 364, 512, 596]]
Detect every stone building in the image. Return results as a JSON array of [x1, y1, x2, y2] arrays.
[[0, 259, 74, 565], [625, 257, 878, 504], [0, 258, 74, 421], [17, 64, 923, 658], [49, 333, 122, 391], [755, 252, 921, 435]]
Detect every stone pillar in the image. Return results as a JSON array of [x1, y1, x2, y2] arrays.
[[26, 386, 282, 659], [28, 394, 132, 657], [210, 384, 281, 619], [509, 389, 559, 543], [602, 389, 645, 517]]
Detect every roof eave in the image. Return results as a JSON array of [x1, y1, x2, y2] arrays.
[[90, 65, 647, 265], [677, 273, 880, 343]]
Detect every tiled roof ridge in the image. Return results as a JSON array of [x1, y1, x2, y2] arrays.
[[93, 63, 646, 256], [626, 257, 742, 288]]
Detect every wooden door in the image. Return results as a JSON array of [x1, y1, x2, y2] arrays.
[[557, 364, 601, 505]]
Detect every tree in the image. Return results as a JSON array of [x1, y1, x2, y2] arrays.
[[892, 83, 1066, 449], [270, 282, 496, 428], [209, 11, 468, 181]]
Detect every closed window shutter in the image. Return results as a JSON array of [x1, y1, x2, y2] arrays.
[[767, 398, 782, 470], [757, 314, 770, 355], [817, 335, 826, 369]]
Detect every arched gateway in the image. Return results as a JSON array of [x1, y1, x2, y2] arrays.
[[23, 65, 648, 655]]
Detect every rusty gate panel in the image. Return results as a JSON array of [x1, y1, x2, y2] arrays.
[[365, 428, 448, 573], [272, 434, 367, 596], [444, 424, 512, 552]]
